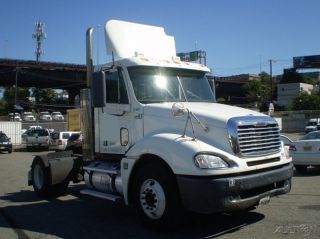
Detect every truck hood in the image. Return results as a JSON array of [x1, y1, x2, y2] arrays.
[[143, 102, 267, 154], [144, 102, 265, 129]]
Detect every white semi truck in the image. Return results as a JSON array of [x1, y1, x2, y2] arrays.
[[28, 20, 293, 229]]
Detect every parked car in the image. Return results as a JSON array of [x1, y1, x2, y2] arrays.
[[50, 131, 79, 151], [51, 111, 65, 121], [39, 111, 52, 121], [305, 118, 320, 134], [26, 128, 51, 151], [28, 125, 42, 130], [289, 131, 320, 172], [0, 132, 12, 153], [21, 129, 28, 144], [280, 134, 293, 155], [65, 132, 82, 154], [9, 113, 22, 121], [22, 112, 36, 122]]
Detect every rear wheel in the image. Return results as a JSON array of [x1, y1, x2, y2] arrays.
[[295, 165, 308, 173], [132, 162, 183, 230], [31, 158, 68, 197]]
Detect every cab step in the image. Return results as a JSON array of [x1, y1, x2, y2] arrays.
[[83, 161, 120, 175], [80, 189, 122, 202]]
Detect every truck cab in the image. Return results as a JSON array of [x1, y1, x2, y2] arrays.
[[29, 19, 293, 229]]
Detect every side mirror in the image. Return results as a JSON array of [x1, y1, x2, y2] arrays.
[[92, 71, 106, 107], [171, 102, 185, 117]]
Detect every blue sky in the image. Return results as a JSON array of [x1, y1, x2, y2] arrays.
[[1, 0, 319, 76]]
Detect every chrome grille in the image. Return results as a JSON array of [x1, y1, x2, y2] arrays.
[[228, 116, 281, 157]]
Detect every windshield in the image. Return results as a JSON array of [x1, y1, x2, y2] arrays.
[[28, 129, 49, 137], [301, 131, 320, 140], [128, 66, 215, 104]]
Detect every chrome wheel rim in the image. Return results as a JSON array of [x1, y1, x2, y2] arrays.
[[140, 179, 166, 219]]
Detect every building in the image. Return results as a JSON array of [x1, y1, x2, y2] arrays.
[[277, 83, 314, 107], [209, 74, 259, 105]]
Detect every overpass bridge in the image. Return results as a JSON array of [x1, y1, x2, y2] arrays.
[[0, 58, 86, 106]]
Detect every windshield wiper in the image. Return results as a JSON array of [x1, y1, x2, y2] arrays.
[[176, 76, 188, 102]]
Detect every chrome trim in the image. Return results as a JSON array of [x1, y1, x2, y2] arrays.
[[227, 116, 281, 157]]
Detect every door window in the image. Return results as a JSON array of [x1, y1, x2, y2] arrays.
[[105, 69, 128, 104]]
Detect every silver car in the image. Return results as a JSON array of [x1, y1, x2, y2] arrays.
[[51, 112, 64, 121], [289, 131, 320, 172], [39, 111, 52, 121], [22, 112, 36, 122]]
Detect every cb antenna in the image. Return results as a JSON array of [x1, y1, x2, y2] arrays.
[[32, 21, 47, 62]]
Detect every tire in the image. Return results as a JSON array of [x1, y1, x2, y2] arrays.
[[132, 162, 183, 230], [31, 158, 69, 197], [8, 148, 12, 154], [295, 165, 308, 173]]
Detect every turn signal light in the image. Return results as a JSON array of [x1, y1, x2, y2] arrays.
[[289, 145, 296, 151]]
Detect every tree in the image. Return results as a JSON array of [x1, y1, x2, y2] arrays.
[[242, 71, 274, 109], [291, 92, 320, 110], [38, 88, 56, 104], [3, 87, 30, 112]]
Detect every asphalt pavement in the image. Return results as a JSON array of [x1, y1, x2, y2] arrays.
[[0, 149, 319, 239]]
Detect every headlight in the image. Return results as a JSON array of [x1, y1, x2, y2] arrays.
[[194, 154, 229, 169]]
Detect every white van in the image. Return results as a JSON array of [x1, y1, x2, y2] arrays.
[[49, 131, 80, 151]]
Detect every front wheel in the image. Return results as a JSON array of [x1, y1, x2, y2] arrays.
[[31, 158, 68, 197], [132, 162, 183, 230]]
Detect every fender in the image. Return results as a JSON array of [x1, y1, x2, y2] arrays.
[[29, 151, 76, 185], [121, 132, 236, 205]]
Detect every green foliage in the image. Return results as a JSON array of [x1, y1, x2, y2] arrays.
[[242, 71, 274, 108], [216, 97, 226, 103], [292, 92, 320, 110], [3, 87, 30, 112], [38, 88, 56, 103]]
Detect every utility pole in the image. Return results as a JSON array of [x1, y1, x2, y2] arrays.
[[14, 67, 19, 108], [32, 21, 46, 62], [269, 59, 275, 102]]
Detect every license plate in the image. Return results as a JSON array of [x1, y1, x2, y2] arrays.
[[259, 196, 270, 205], [303, 146, 312, 151], [0, 146, 4, 149]]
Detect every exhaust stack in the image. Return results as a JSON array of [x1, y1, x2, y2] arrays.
[[86, 28, 94, 87], [81, 27, 94, 161]]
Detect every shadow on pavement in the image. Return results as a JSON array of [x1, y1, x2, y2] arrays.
[[293, 167, 320, 177], [0, 186, 265, 239]]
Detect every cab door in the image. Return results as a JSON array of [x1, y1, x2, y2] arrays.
[[94, 68, 133, 155]]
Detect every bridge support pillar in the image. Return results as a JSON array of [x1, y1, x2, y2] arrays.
[[68, 89, 80, 107]]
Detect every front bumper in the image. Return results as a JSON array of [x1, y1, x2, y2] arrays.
[[177, 163, 293, 214], [0, 144, 12, 151]]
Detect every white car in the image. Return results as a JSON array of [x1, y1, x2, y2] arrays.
[[22, 112, 36, 122], [289, 131, 320, 172], [9, 113, 22, 121], [26, 128, 51, 151], [305, 118, 320, 134], [39, 111, 52, 121], [51, 112, 64, 121], [49, 131, 80, 151]]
